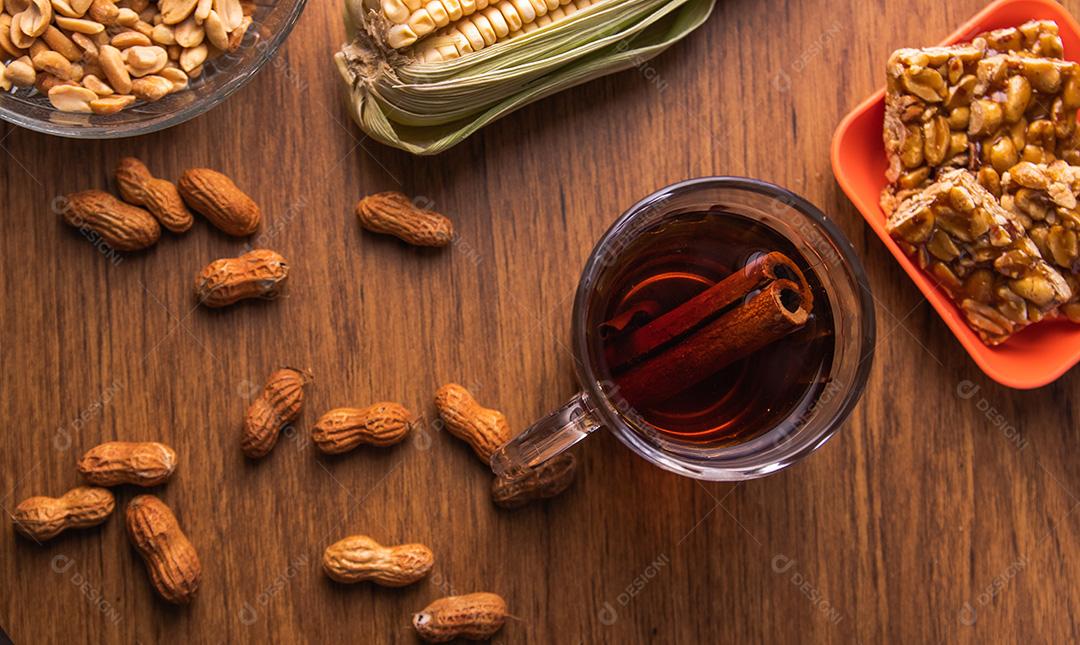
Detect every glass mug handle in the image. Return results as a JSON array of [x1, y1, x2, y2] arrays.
[[490, 392, 604, 478]]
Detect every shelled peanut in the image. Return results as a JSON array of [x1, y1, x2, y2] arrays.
[[434, 383, 511, 463], [356, 191, 454, 247], [12, 486, 115, 541], [78, 441, 177, 486], [491, 452, 576, 509], [412, 592, 508, 643], [195, 248, 289, 307], [311, 403, 413, 454], [241, 367, 310, 458], [322, 535, 434, 586], [126, 494, 201, 604], [0, 0, 255, 114]]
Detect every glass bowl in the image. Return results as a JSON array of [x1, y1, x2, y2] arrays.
[[0, 0, 307, 138]]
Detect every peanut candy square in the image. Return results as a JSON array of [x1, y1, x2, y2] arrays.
[[881, 20, 1078, 214], [888, 169, 1072, 344]]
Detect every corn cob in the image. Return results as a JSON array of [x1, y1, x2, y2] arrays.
[[336, 0, 716, 154], [414, 0, 592, 62]]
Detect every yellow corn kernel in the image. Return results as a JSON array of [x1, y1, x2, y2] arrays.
[[481, 5, 508, 37], [496, 0, 523, 30], [439, 40, 462, 58], [387, 23, 419, 47], [407, 8, 437, 36], [426, 0, 450, 27], [470, 12, 497, 45], [527, 0, 548, 17], [417, 44, 441, 62], [382, 0, 410, 22], [443, 0, 463, 20], [457, 19, 485, 49], [509, 0, 535, 23]]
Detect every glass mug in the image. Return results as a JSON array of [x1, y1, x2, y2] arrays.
[[491, 177, 876, 481]]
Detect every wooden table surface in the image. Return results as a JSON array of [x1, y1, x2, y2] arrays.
[[3, 0, 1079, 642]]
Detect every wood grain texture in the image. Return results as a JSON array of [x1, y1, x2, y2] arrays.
[[2, 0, 1080, 642]]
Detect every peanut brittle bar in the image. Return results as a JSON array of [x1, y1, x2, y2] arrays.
[[882, 20, 1080, 213], [888, 169, 1072, 344]]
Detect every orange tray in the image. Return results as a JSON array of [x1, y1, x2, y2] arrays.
[[831, 0, 1080, 389]]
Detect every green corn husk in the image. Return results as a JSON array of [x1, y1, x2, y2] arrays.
[[334, 0, 715, 155]]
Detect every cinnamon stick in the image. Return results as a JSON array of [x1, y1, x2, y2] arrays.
[[612, 279, 810, 407], [604, 251, 812, 370]]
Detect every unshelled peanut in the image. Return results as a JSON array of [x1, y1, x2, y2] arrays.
[[12, 486, 115, 541], [491, 453, 577, 509], [126, 495, 201, 604], [312, 403, 413, 454], [434, 384, 511, 463], [78, 441, 177, 487], [241, 367, 310, 458], [356, 191, 453, 247], [115, 157, 193, 233], [177, 168, 261, 236], [60, 189, 161, 251], [413, 592, 508, 643], [322, 535, 434, 586], [194, 249, 289, 308]]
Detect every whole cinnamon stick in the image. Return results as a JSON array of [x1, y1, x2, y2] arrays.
[[604, 249, 814, 408], [612, 279, 810, 407], [604, 252, 812, 370]]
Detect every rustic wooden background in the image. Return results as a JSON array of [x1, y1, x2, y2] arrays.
[[2, 0, 1078, 642]]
